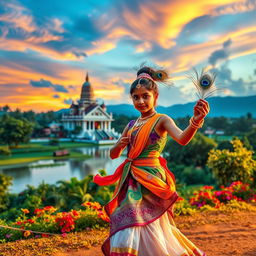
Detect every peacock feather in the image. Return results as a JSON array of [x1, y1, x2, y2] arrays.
[[188, 68, 218, 99], [152, 69, 169, 81]]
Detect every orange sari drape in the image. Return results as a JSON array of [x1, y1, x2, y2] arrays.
[[93, 114, 176, 216]]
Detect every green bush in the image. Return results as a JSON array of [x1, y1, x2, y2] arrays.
[[0, 174, 12, 212], [170, 164, 217, 186], [207, 139, 256, 186], [165, 132, 217, 167], [48, 138, 59, 146], [0, 147, 11, 156]]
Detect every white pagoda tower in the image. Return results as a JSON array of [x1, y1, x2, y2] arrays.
[[61, 73, 119, 143]]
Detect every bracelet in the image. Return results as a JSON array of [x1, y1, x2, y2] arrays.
[[189, 117, 204, 129]]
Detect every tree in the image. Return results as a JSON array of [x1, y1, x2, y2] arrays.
[[71, 125, 82, 139], [207, 139, 256, 186], [2, 105, 10, 112], [0, 115, 34, 147], [112, 114, 137, 133], [165, 132, 217, 167], [208, 116, 230, 130], [0, 174, 12, 212], [10, 108, 23, 119], [246, 128, 256, 151], [230, 116, 253, 135]]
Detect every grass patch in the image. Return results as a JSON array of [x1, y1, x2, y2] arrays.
[[0, 150, 90, 167], [0, 142, 97, 167], [9, 142, 96, 154]]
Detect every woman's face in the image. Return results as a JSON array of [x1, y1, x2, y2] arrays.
[[131, 86, 158, 114]]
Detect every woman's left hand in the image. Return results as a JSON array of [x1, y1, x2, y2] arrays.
[[193, 99, 210, 123]]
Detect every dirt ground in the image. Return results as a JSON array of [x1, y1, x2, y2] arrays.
[[55, 211, 256, 256], [1, 210, 256, 256]]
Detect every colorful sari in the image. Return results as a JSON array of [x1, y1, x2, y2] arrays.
[[94, 114, 206, 256]]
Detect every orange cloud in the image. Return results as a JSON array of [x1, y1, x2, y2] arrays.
[[117, 0, 242, 49], [212, 0, 256, 15]]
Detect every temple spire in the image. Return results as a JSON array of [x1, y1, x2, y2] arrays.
[[79, 72, 95, 105], [86, 72, 89, 82]]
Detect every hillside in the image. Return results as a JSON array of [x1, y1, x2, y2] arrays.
[[56, 95, 256, 118], [106, 95, 256, 118]]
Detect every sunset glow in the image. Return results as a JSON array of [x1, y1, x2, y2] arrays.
[[0, 0, 255, 112]]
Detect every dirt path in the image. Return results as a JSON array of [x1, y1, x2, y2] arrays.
[[1, 210, 255, 256], [54, 211, 256, 256]]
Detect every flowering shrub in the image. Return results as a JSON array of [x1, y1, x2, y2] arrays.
[[207, 139, 256, 186], [227, 181, 254, 201], [55, 211, 77, 233], [0, 203, 109, 243], [82, 201, 110, 223], [189, 186, 221, 209], [214, 190, 234, 203], [0, 180, 255, 243], [174, 197, 197, 216]]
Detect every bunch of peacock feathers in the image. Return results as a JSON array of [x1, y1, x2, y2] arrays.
[[188, 68, 218, 99]]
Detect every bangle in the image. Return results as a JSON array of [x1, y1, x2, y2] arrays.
[[189, 117, 204, 129]]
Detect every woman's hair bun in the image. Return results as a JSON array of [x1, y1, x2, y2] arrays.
[[136, 66, 169, 82]]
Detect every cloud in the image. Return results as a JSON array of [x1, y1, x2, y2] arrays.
[[30, 79, 69, 92], [208, 39, 232, 66], [212, 0, 256, 16], [112, 78, 131, 95], [210, 65, 256, 96], [63, 98, 73, 105], [53, 94, 60, 98], [72, 51, 87, 58]]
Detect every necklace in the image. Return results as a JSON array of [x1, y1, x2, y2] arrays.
[[139, 111, 157, 120], [134, 111, 157, 128]]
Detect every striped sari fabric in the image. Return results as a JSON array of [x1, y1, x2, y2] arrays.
[[94, 114, 206, 256]]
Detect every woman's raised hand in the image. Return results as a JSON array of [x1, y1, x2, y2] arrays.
[[193, 99, 210, 123]]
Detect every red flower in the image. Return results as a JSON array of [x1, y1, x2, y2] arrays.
[[203, 186, 214, 190], [55, 212, 75, 233], [34, 208, 44, 216], [71, 210, 79, 216]]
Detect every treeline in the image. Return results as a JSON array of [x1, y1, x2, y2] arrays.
[[111, 113, 256, 136], [1, 105, 256, 148], [1, 105, 255, 135]]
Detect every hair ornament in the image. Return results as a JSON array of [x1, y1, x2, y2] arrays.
[[136, 79, 142, 88], [152, 70, 169, 81], [137, 73, 155, 82]]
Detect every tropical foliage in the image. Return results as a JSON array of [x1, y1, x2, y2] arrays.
[[0, 115, 34, 148], [0, 180, 255, 243], [165, 132, 217, 167], [207, 139, 256, 186]]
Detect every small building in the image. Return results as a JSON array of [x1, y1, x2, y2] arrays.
[[61, 73, 119, 143]]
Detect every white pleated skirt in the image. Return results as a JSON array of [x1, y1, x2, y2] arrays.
[[110, 212, 206, 256]]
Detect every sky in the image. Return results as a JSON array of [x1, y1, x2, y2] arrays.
[[0, 0, 256, 112]]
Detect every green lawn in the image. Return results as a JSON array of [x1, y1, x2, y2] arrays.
[[0, 142, 94, 166]]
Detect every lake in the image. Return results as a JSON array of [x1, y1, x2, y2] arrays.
[[0, 145, 127, 193]]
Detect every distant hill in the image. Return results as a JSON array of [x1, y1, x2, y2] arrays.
[[107, 95, 256, 118], [56, 95, 256, 118]]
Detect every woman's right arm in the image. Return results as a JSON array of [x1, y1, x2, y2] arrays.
[[109, 124, 130, 159]]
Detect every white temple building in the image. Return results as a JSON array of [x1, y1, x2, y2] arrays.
[[61, 73, 119, 144]]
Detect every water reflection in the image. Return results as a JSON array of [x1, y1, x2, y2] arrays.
[[0, 146, 127, 194]]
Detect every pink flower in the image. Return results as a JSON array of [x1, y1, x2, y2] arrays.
[[61, 233, 67, 238]]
